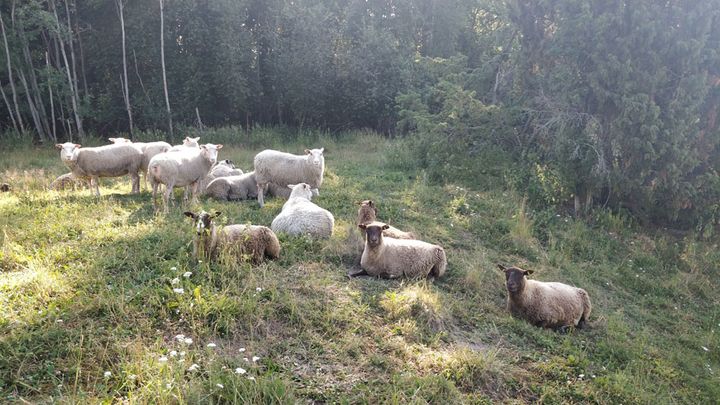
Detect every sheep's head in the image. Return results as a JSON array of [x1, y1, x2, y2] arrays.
[[304, 148, 324, 167], [498, 264, 533, 294], [357, 200, 378, 224], [217, 159, 235, 168], [287, 183, 315, 200], [359, 221, 389, 247], [200, 143, 223, 165], [183, 136, 201, 147], [184, 210, 221, 236], [108, 137, 131, 144], [55, 142, 81, 162]]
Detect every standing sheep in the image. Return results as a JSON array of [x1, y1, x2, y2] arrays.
[[109, 137, 172, 189], [253, 148, 325, 207], [184, 210, 280, 264], [169, 136, 200, 151], [497, 264, 592, 331], [147, 143, 222, 213], [271, 183, 334, 238], [205, 171, 261, 201], [357, 200, 416, 239], [55, 142, 144, 196], [356, 221, 446, 279]]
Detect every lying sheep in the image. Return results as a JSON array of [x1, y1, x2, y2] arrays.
[[55, 142, 143, 196], [147, 143, 222, 213], [205, 171, 261, 201], [109, 137, 172, 189], [199, 159, 244, 193], [264, 182, 319, 199], [49, 172, 89, 191], [497, 264, 592, 331], [271, 183, 334, 238], [253, 148, 325, 207], [356, 221, 446, 279], [169, 136, 200, 151], [357, 200, 416, 239], [184, 210, 280, 264]]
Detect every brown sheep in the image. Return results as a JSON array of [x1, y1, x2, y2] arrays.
[[356, 200, 416, 239], [498, 264, 592, 331]]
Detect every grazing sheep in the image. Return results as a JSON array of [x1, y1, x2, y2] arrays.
[[271, 183, 334, 238], [184, 210, 280, 264], [147, 143, 222, 213], [0, 183, 10, 192], [356, 221, 446, 279], [49, 173, 89, 191], [497, 264, 592, 331], [205, 171, 262, 201], [55, 142, 144, 196], [357, 200, 416, 240], [169, 136, 200, 151], [109, 137, 172, 190], [253, 148, 325, 207]]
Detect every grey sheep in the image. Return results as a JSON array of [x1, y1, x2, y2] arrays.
[[55, 142, 143, 196], [497, 264, 592, 331], [253, 148, 325, 207], [356, 221, 446, 279], [271, 183, 334, 239]]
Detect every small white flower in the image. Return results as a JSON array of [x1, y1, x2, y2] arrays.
[[183, 271, 192, 278], [702, 346, 709, 352], [159, 356, 168, 363], [184, 337, 193, 345], [166, 383, 172, 389], [198, 260, 203, 264], [578, 374, 584, 379], [238, 348, 246, 353], [171, 267, 177, 271], [169, 350, 178, 357], [188, 364, 200, 372], [216, 383, 224, 389], [128, 374, 137, 381], [175, 334, 185, 341], [243, 357, 249, 362], [256, 287, 262, 292], [103, 371, 112, 378], [56, 319, 64, 323], [173, 288, 184, 294], [171, 278, 180, 285], [235, 367, 247, 375], [180, 351, 186, 357], [247, 376, 256, 381], [207, 343, 217, 348], [252, 356, 260, 362]]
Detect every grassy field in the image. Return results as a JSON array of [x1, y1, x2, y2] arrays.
[[1, 128, 718, 403]]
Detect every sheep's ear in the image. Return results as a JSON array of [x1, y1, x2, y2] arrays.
[[304, 149, 311, 154], [368, 200, 374, 207], [319, 147, 324, 154], [358, 224, 367, 229], [55, 144, 63, 149], [287, 184, 296, 189], [184, 137, 190, 141], [497, 264, 508, 272], [311, 188, 319, 196], [226, 159, 234, 165], [524, 269, 534, 276], [216, 144, 223, 149], [382, 224, 390, 230], [74, 144, 81, 148], [108, 138, 116, 142], [183, 211, 197, 219]]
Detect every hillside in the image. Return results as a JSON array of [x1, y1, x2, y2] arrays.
[[0, 129, 718, 403]]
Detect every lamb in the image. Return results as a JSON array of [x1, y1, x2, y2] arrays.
[[497, 264, 592, 331], [205, 171, 262, 201], [55, 142, 144, 196], [147, 143, 222, 213], [49, 172, 89, 191], [253, 148, 325, 207], [184, 210, 280, 264], [356, 221, 446, 279], [271, 183, 334, 239], [109, 137, 172, 189], [357, 200, 416, 239]]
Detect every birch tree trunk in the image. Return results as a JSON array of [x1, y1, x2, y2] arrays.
[[0, 10, 24, 133], [0, 78, 19, 133], [64, 0, 80, 102], [46, 52, 57, 141], [117, 0, 133, 137], [159, 0, 173, 139], [51, 0, 84, 139], [18, 68, 46, 140], [18, 22, 50, 137]]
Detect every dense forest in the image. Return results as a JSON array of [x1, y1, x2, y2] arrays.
[[1, 0, 720, 228]]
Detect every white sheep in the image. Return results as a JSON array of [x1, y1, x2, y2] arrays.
[[497, 264, 592, 331], [356, 221, 446, 279], [184, 210, 280, 264], [168, 136, 201, 152], [109, 137, 172, 189], [270, 183, 334, 239], [205, 171, 261, 201], [55, 142, 144, 196], [49, 172, 89, 191], [253, 148, 325, 207], [198, 159, 244, 193], [147, 143, 222, 213]]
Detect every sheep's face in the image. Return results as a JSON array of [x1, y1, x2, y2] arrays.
[[498, 264, 533, 294], [183, 137, 201, 147], [217, 159, 235, 169], [304, 148, 324, 167], [109, 137, 131, 144], [200, 144, 223, 165], [55, 142, 81, 162], [184, 210, 221, 236], [359, 222, 389, 247], [288, 183, 314, 200]]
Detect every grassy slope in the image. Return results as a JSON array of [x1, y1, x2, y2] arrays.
[[0, 128, 718, 404]]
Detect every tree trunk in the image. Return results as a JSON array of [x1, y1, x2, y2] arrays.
[[18, 68, 45, 140], [64, 0, 80, 102], [46, 52, 57, 142], [74, 16, 88, 97], [132, 48, 151, 105], [51, 0, 84, 139], [0, 78, 19, 133], [117, 0, 133, 137], [18, 22, 50, 137], [159, 0, 173, 140], [0, 10, 25, 133]]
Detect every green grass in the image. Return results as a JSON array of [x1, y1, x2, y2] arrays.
[[1, 128, 719, 403]]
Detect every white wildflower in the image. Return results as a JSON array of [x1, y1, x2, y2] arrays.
[[183, 271, 192, 278], [169, 350, 178, 357], [166, 383, 172, 389], [702, 346, 709, 352], [128, 374, 137, 381], [578, 374, 584, 379], [171, 266, 177, 271], [171, 278, 180, 285], [103, 371, 111, 378], [184, 337, 193, 345], [243, 357, 249, 362], [235, 367, 247, 375], [180, 351, 186, 357], [175, 334, 185, 341], [247, 376, 256, 382], [216, 383, 224, 389], [256, 287, 262, 292], [207, 343, 217, 348], [238, 348, 246, 353], [159, 356, 168, 363], [173, 288, 184, 294], [188, 364, 200, 372], [252, 356, 260, 362]]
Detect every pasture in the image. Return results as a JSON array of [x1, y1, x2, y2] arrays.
[[0, 128, 718, 403]]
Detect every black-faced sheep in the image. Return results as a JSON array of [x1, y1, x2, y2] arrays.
[[270, 183, 334, 239], [357, 200, 416, 240], [55, 142, 144, 196], [356, 221, 446, 279], [253, 148, 325, 207], [497, 264, 592, 331], [184, 210, 280, 264]]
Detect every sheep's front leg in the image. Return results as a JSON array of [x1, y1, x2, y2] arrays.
[[190, 181, 200, 205], [91, 176, 100, 196], [163, 182, 174, 213], [257, 182, 265, 207], [131, 171, 140, 194]]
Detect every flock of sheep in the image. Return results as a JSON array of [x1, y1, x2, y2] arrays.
[[50, 136, 592, 332]]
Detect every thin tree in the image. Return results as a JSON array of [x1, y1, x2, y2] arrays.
[[46, 52, 56, 141], [116, 0, 133, 137], [0, 78, 20, 133], [159, 0, 173, 139], [50, 0, 84, 139], [18, 68, 46, 140], [0, 9, 24, 133]]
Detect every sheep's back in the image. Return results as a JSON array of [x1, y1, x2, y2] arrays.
[[254, 150, 321, 188], [271, 199, 334, 238], [75, 144, 143, 176]]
